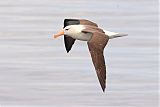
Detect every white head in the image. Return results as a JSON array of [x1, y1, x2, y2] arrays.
[[53, 25, 85, 38]]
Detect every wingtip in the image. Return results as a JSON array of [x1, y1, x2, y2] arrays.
[[66, 49, 70, 53], [102, 88, 105, 93]]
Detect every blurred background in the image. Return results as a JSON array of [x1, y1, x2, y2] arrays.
[[0, 0, 158, 107]]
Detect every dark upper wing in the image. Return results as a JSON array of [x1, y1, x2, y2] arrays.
[[64, 19, 98, 27], [80, 19, 98, 27], [83, 29, 109, 92], [64, 35, 75, 53]]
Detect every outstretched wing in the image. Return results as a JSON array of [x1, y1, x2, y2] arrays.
[[63, 19, 98, 52], [64, 35, 76, 53], [83, 29, 109, 92], [79, 19, 98, 27], [64, 19, 98, 27]]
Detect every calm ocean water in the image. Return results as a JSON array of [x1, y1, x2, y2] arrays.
[[0, 0, 158, 107]]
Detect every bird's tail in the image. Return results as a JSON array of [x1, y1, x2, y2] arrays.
[[104, 30, 128, 39]]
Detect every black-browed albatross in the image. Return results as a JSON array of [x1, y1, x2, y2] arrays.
[[53, 19, 127, 92]]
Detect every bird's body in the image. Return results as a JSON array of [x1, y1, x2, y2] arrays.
[[53, 19, 127, 92]]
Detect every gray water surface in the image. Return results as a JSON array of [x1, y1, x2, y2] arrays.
[[0, 0, 158, 107]]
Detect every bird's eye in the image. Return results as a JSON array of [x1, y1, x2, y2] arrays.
[[65, 28, 69, 31]]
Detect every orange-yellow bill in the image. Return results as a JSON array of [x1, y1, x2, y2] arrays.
[[53, 31, 64, 38]]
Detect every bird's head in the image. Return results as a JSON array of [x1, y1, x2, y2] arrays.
[[53, 25, 84, 38]]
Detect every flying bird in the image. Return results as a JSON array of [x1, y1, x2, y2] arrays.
[[53, 19, 127, 92]]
